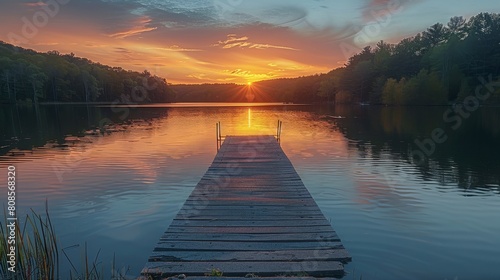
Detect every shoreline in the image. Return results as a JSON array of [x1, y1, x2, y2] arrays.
[[1, 101, 499, 108]]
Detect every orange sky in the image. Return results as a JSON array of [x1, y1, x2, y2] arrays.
[[1, 0, 499, 84]]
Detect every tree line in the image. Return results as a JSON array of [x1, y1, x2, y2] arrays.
[[172, 75, 326, 103], [0, 42, 175, 104], [316, 12, 500, 105]]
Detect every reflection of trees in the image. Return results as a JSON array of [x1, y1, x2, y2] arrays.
[[332, 106, 500, 190], [0, 105, 169, 156]]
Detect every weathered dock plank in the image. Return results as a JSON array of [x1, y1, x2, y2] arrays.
[[158, 232, 340, 242], [142, 135, 350, 278], [164, 225, 338, 234], [149, 249, 351, 262], [169, 219, 331, 227], [153, 240, 343, 251], [173, 216, 327, 221], [143, 261, 344, 277]]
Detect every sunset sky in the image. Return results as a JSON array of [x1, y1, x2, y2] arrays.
[[1, 0, 499, 84]]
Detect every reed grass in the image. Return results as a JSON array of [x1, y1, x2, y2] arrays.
[[1, 203, 127, 280], [1, 202, 58, 279]]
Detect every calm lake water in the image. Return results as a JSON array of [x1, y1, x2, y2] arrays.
[[1, 103, 500, 280]]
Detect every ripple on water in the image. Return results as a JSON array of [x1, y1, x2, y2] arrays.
[[2, 105, 500, 279]]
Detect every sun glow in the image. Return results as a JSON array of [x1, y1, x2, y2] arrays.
[[231, 82, 269, 102]]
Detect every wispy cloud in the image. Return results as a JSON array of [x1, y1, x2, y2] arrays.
[[224, 68, 276, 80], [146, 46, 202, 52], [360, 0, 419, 21], [218, 35, 249, 45], [107, 16, 158, 39], [23, 2, 48, 7], [215, 34, 298, 51], [248, 43, 298, 50], [109, 27, 157, 39], [187, 73, 207, 80], [34, 42, 59, 46]]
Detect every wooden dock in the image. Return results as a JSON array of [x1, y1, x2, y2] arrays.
[[142, 135, 350, 278]]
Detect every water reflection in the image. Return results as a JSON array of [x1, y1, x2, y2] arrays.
[[0, 104, 499, 279], [329, 106, 500, 192], [0, 105, 169, 156], [3, 104, 497, 196]]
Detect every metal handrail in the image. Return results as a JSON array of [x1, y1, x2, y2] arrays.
[[216, 121, 222, 151], [276, 120, 283, 143], [216, 120, 281, 150]]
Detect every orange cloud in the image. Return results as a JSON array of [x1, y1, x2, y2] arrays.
[[215, 34, 298, 51], [109, 27, 157, 39], [146, 46, 202, 52], [218, 35, 249, 45], [23, 2, 47, 7]]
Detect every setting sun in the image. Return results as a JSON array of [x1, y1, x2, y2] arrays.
[[1, 1, 500, 279]]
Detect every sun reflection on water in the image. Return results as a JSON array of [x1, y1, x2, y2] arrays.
[[248, 108, 251, 128]]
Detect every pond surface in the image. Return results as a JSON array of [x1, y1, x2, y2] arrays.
[[1, 103, 500, 279]]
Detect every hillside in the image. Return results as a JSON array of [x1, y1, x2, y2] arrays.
[[0, 42, 174, 104]]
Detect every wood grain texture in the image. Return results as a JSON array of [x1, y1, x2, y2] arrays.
[[143, 261, 344, 277], [142, 136, 350, 278], [149, 249, 351, 262]]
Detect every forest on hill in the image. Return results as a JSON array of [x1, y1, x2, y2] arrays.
[[1, 12, 500, 105], [175, 12, 500, 105], [172, 75, 326, 103], [0, 42, 174, 104], [321, 12, 500, 105]]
